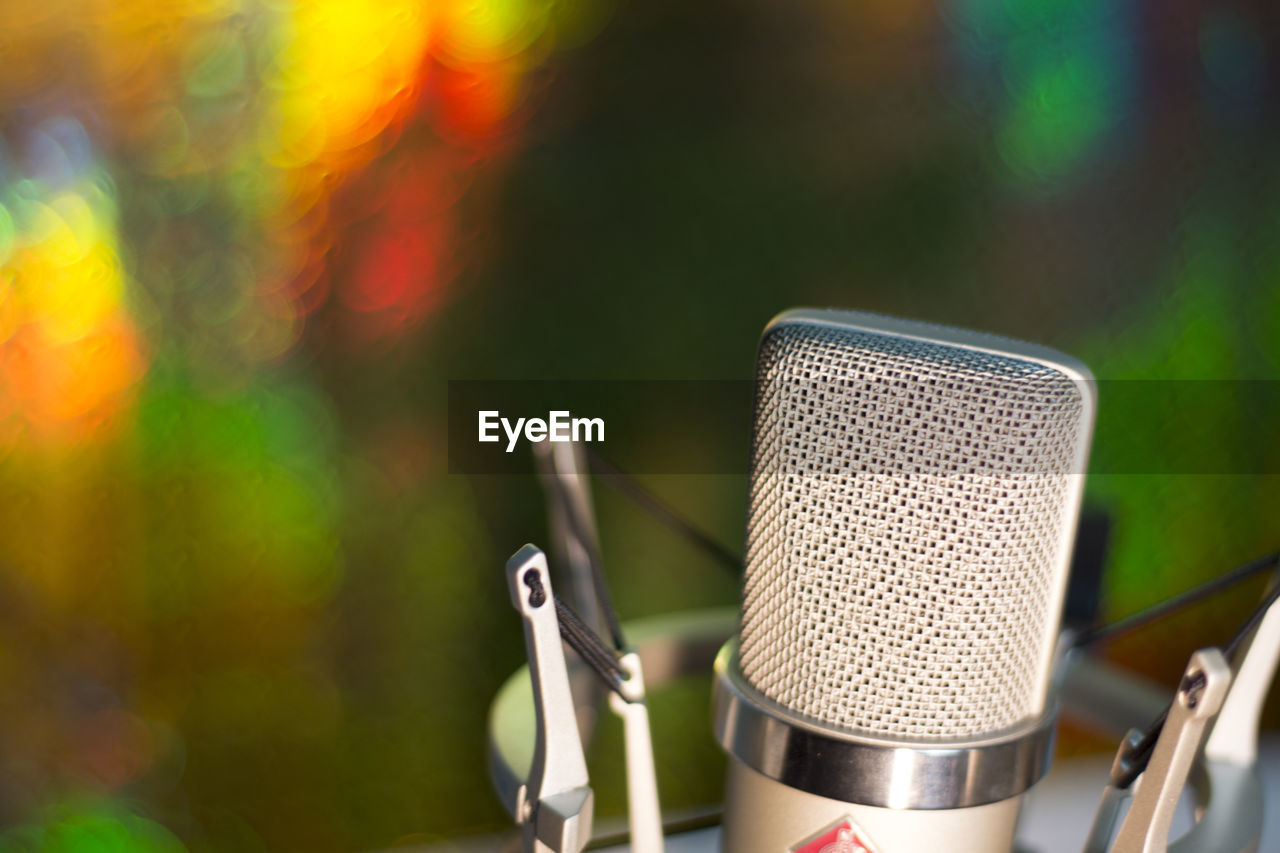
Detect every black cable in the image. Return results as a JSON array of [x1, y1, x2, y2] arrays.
[[550, 480, 626, 651], [1073, 551, 1280, 649], [1110, 555, 1280, 790], [585, 449, 742, 575], [1221, 575, 1280, 660], [554, 595, 629, 700]]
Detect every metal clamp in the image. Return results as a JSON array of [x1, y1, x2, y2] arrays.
[[1205, 585, 1280, 767], [1083, 648, 1243, 853], [1107, 649, 1232, 853], [488, 607, 738, 845], [505, 545, 594, 853], [1082, 583, 1280, 853], [609, 652, 665, 853]]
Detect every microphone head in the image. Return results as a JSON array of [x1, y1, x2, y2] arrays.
[[738, 309, 1095, 741]]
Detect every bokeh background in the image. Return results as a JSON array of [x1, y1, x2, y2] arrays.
[[0, 0, 1277, 849]]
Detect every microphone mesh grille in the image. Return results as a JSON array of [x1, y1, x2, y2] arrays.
[[739, 318, 1088, 739]]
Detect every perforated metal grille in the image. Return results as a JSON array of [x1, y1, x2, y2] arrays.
[[738, 318, 1088, 740]]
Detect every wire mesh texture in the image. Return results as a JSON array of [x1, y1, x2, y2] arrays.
[[739, 317, 1091, 738]]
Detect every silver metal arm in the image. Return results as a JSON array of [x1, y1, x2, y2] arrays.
[[1205, 587, 1280, 766], [1103, 649, 1233, 853], [506, 545, 594, 853], [609, 651, 665, 853], [1082, 584, 1280, 853]]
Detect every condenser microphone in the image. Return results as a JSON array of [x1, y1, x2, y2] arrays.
[[714, 309, 1096, 853]]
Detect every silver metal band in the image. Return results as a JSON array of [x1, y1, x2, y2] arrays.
[[712, 641, 1059, 810]]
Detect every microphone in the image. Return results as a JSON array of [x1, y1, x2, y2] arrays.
[[713, 309, 1096, 853]]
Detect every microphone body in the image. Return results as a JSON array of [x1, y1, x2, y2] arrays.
[[716, 309, 1095, 853], [722, 759, 1021, 853]]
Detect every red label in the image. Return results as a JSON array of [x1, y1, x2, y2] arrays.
[[790, 818, 881, 853]]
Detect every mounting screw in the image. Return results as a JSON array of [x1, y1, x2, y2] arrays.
[[1179, 669, 1207, 709]]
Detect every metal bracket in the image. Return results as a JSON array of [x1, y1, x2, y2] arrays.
[[1082, 585, 1280, 853], [487, 607, 739, 847], [608, 651, 665, 853], [1083, 649, 1232, 853], [1204, 586, 1280, 766], [506, 545, 594, 853]]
